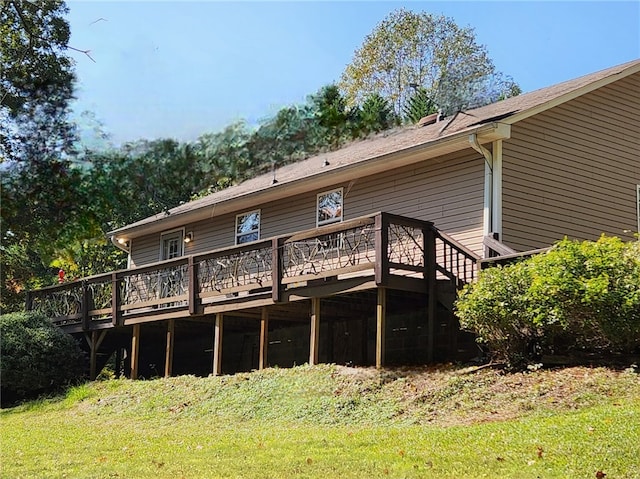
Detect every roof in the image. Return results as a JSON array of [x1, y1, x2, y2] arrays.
[[110, 58, 640, 240]]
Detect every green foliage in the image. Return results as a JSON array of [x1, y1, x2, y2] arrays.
[[355, 93, 397, 135], [403, 87, 437, 124], [0, 311, 85, 404], [456, 236, 640, 367], [339, 8, 520, 116], [0, 0, 87, 311], [248, 106, 316, 172], [1, 0, 76, 162]]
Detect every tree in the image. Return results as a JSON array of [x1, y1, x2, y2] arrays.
[[0, 0, 87, 312], [403, 87, 437, 124], [196, 122, 253, 183], [248, 105, 318, 174], [1, 0, 77, 163], [340, 8, 519, 117], [355, 93, 396, 135]]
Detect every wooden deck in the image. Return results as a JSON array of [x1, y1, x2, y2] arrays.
[[27, 212, 480, 377]]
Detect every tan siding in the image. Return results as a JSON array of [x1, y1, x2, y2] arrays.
[[502, 73, 640, 251], [130, 149, 486, 266], [129, 234, 160, 267]]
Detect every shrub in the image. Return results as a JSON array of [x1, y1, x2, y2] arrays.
[[1, 311, 85, 405], [455, 236, 640, 367]]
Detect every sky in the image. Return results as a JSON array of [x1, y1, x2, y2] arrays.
[[65, 1, 640, 146]]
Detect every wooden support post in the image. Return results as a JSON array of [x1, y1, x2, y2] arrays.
[[115, 347, 123, 378], [212, 313, 224, 376], [164, 319, 175, 378], [374, 213, 389, 286], [376, 287, 386, 369], [309, 297, 321, 365], [88, 330, 108, 380], [362, 317, 369, 365], [188, 256, 200, 315], [89, 330, 98, 380], [131, 324, 140, 380], [272, 237, 283, 303], [425, 226, 437, 363], [111, 273, 121, 327], [25, 290, 33, 311], [81, 281, 90, 331], [259, 307, 269, 370]]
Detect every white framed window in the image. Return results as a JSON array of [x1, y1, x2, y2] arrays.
[[317, 188, 343, 226], [160, 229, 184, 261], [236, 210, 260, 244]]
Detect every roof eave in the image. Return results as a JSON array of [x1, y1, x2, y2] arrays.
[[504, 61, 640, 125], [109, 122, 510, 240]]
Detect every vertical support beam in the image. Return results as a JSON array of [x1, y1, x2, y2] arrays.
[[327, 318, 334, 364], [425, 226, 437, 363], [164, 319, 175, 378], [309, 297, 321, 365], [376, 287, 386, 369], [482, 156, 493, 240], [361, 317, 368, 365], [82, 281, 90, 331], [492, 140, 503, 239], [188, 255, 200, 315], [272, 237, 283, 302], [111, 273, 121, 327], [131, 324, 140, 380], [374, 213, 389, 286], [259, 307, 269, 370], [115, 347, 123, 378], [25, 290, 33, 311], [212, 313, 224, 376], [87, 330, 108, 381], [89, 330, 98, 380]]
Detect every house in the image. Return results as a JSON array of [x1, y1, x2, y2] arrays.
[[28, 59, 640, 380]]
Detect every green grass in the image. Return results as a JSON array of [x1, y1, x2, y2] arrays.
[[2, 364, 640, 478]]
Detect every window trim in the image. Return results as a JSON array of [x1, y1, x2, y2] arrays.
[[159, 228, 185, 261], [316, 188, 344, 227], [235, 209, 261, 245]]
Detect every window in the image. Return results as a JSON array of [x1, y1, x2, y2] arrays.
[[236, 210, 260, 244], [317, 188, 343, 226], [160, 229, 184, 260]]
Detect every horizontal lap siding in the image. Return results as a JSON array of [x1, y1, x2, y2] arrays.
[[131, 149, 485, 265], [501, 74, 640, 251], [348, 149, 485, 254]]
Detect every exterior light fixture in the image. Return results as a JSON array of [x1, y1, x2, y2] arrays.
[[117, 237, 128, 246], [184, 232, 194, 243]]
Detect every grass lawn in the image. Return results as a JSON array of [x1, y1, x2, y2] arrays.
[[2, 364, 639, 478]]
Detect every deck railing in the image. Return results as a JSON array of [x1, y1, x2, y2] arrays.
[[434, 230, 479, 287], [27, 212, 480, 330]]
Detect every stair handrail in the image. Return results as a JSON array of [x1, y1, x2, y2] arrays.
[[431, 228, 481, 287]]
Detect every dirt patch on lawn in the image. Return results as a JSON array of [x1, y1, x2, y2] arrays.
[[334, 364, 640, 426]]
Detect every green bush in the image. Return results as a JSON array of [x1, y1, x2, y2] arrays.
[[1, 311, 85, 405], [456, 236, 640, 367]]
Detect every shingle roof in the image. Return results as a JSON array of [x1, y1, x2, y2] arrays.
[[110, 58, 640, 237]]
